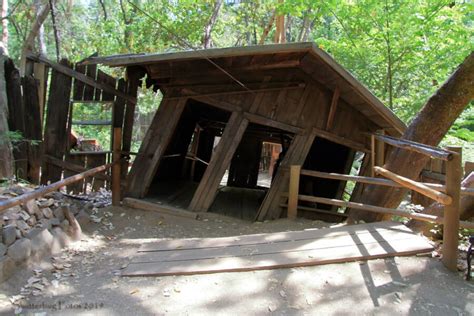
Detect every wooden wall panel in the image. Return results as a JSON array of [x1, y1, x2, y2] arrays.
[[41, 59, 73, 184], [188, 111, 249, 212], [126, 98, 187, 198]]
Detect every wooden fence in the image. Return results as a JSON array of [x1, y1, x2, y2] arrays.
[[286, 133, 474, 271]]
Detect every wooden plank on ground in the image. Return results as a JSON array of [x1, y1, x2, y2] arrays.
[[123, 198, 198, 219], [122, 222, 432, 277]]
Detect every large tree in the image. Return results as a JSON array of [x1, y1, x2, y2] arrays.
[[349, 52, 474, 223]]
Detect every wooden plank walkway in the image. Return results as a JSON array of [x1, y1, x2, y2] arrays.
[[122, 221, 433, 277]]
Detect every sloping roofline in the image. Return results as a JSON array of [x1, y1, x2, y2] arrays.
[[83, 42, 406, 134]]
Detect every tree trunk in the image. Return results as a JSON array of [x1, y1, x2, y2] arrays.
[[348, 52, 474, 223], [34, 0, 47, 55], [1, 0, 8, 55], [0, 54, 14, 179], [20, 1, 50, 75], [407, 172, 474, 235], [202, 0, 223, 49]]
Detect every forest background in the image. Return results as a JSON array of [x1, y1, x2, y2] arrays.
[[1, 0, 473, 159]]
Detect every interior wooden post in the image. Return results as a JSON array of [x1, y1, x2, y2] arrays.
[[126, 98, 187, 198], [375, 129, 385, 166], [288, 165, 301, 219], [188, 111, 249, 212], [256, 129, 317, 221], [442, 146, 462, 271], [112, 127, 122, 206]]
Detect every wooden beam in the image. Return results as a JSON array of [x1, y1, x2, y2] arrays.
[[256, 129, 318, 220], [313, 127, 369, 153], [123, 198, 198, 219], [243, 112, 303, 134], [442, 147, 462, 271], [0, 161, 115, 213], [26, 53, 136, 104], [288, 165, 301, 219], [126, 98, 187, 198], [279, 204, 349, 218], [43, 155, 110, 181], [112, 128, 122, 206], [191, 95, 241, 113], [188, 112, 249, 212], [293, 194, 474, 229], [374, 166, 452, 205], [373, 133, 455, 161], [167, 83, 305, 99], [325, 87, 340, 130], [375, 129, 385, 166]]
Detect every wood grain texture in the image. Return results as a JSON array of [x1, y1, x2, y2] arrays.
[[122, 221, 432, 277]]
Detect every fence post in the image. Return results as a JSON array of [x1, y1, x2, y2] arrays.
[[288, 165, 301, 219], [375, 129, 385, 167], [442, 146, 462, 271], [112, 127, 122, 206]]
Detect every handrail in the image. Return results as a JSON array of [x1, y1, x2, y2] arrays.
[[372, 133, 457, 161], [373, 166, 452, 205], [0, 160, 118, 213]]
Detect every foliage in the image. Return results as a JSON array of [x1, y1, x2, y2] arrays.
[[2, 0, 472, 152]]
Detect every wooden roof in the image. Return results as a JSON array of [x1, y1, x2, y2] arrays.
[[84, 42, 406, 135]]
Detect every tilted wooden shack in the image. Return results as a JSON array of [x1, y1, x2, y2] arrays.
[[85, 42, 406, 221]]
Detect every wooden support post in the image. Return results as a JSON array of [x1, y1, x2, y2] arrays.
[[375, 129, 385, 167], [371, 134, 375, 177], [112, 128, 122, 206], [288, 165, 301, 219], [188, 112, 249, 212], [442, 146, 462, 271]]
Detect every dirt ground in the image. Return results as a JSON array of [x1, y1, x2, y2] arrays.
[[0, 205, 473, 315]]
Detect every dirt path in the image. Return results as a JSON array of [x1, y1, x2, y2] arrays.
[[1, 205, 473, 315]]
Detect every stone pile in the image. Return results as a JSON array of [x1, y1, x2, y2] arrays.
[[0, 185, 109, 283]]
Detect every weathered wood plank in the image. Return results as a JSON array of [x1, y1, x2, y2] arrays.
[[122, 222, 432, 276], [5, 59, 27, 180], [189, 112, 249, 212], [22, 76, 42, 184], [123, 198, 198, 219], [41, 59, 73, 184], [83, 64, 97, 101], [126, 98, 187, 198], [256, 129, 318, 220], [64, 155, 85, 194], [72, 64, 86, 101]]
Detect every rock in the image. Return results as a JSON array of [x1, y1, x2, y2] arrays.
[[76, 210, 91, 226], [0, 243, 6, 256], [50, 218, 61, 227], [23, 200, 39, 215], [37, 218, 52, 230], [0, 256, 16, 282], [53, 207, 66, 222], [19, 211, 30, 221], [50, 227, 69, 253], [16, 220, 30, 235], [26, 216, 37, 227], [7, 239, 32, 262], [39, 198, 55, 208], [2, 225, 17, 246], [26, 227, 43, 239], [60, 220, 70, 231], [29, 229, 53, 257], [44, 192, 63, 200], [42, 207, 53, 219], [15, 229, 22, 239], [70, 204, 80, 215]]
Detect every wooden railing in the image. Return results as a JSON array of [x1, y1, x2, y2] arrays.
[[287, 133, 473, 271], [0, 128, 123, 213]]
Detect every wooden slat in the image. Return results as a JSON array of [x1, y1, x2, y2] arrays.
[[73, 64, 86, 101], [41, 59, 73, 184], [243, 112, 303, 134], [123, 198, 198, 219], [140, 221, 407, 252], [126, 98, 187, 198], [256, 129, 318, 220], [83, 64, 97, 100], [325, 87, 340, 130], [27, 53, 135, 104], [64, 155, 85, 194], [313, 127, 369, 153], [189, 112, 249, 212], [287, 165, 301, 219], [374, 166, 452, 205], [122, 222, 432, 276]]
